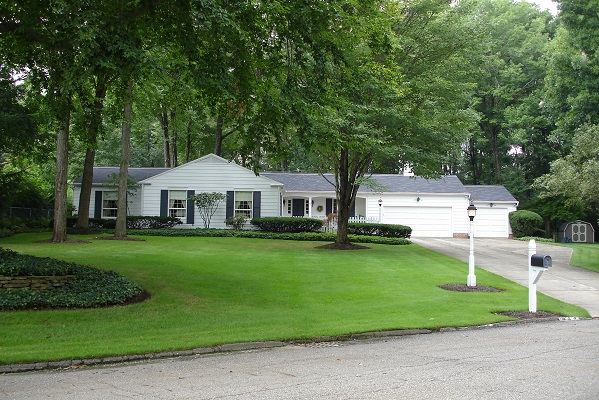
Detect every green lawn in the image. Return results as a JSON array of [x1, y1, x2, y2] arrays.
[[560, 243, 599, 273], [0, 233, 589, 365]]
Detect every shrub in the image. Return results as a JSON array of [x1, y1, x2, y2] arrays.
[[0, 217, 50, 233], [226, 215, 247, 230], [509, 210, 544, 238], [62, 216, 181, 229], [0, 248, 143, 310], [127, 228, 411, 245], [348, 223, 412, 238], [251, 217, 324, 233]]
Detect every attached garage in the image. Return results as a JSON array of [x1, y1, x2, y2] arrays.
[[472, 207, 511, 238], [385, 206, 453, 237]]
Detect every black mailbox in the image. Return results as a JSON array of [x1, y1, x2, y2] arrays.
[[531, 254, 552, 269]]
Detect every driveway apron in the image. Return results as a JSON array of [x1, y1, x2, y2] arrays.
[[411, 238, 599, 318]]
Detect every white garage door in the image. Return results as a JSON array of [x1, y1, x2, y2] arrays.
[[473, 208, 509, 238], [385, 207, 452, 237]]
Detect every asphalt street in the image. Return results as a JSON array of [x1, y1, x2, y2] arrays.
[[1, 319, 598, 399]]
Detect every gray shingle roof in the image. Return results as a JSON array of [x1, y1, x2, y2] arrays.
[[73, 167, 170, 185], [72, 166, 518, 203], [260, 172, 468, 194], [464, 185, 518, 202]]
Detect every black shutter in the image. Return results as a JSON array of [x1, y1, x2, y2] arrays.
[[186, 190, 195, 224], [252, 191, 261, 219], [160, 190, 168, 217], [226, 191, 234, 219], [94, 191, 103, 219], [350, 203, 356, 218], [326, 198, 333, 215]]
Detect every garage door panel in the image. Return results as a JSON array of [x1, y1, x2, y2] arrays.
[[385, 207, 452, 237], [474, 209, 508, 237]]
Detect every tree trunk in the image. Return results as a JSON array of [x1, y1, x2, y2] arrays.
[[114, 79, 134, 238], [335, 148, 352, 245], [51, 108, 71, 243], [75, 148, 96, 228], [159, 106, 171, 167], [214, 115, 223, 156], [185, 119, 193, 163], [76, 79, 107, 230], [170, 109, 177, 166]]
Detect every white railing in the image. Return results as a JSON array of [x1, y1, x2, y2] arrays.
[[322, 216, 381, 232]]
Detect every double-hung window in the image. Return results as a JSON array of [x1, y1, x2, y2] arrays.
[[102, 191, 118, 218], [168, 190, 187, 219], [234, 191, 252, 218]]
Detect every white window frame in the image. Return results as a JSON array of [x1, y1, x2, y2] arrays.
[[169, 190, 187, 219], [234, 191, 253, 218], [102, 191, 118, 218]]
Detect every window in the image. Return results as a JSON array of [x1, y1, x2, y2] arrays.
[[102, 191, 118, 218], [234, 191, 252, 218], [169, 190, 187, 219]]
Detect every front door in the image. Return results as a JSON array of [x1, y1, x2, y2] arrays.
[[292, 199, 305, 217]]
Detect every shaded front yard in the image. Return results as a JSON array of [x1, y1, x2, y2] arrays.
[[0, 233, 588, 364]]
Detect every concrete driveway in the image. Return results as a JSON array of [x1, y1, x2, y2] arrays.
[[411, 238, 599, 318]]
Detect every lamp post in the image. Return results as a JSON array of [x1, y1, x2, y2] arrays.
[[467, 202, 477, 287], [378, 198, 383, 223]]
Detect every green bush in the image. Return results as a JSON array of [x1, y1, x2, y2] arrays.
[[225, 215, 248, 230], [509, 210, 544, 238], [251, 217, 324, 233], [348, 222, 412, 238], [0, 217, 51, 233], [62, 216, 181, 230], [0, 248, 143, 310], [127, 228, 411, 245]]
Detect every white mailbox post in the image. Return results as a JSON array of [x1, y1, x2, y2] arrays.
[[528, 239, 552, 312]]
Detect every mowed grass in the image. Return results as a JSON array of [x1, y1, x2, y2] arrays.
[[0, 233, 588, 364], [562, 243, 599, 273]]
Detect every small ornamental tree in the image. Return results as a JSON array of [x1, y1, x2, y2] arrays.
[[189, 192, 226, 228]]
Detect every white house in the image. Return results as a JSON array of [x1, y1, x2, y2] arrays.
[[72, 154, 519, 238]]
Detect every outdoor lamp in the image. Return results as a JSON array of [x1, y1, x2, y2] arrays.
[[467, 202, 477, 286], [467, 203, 477, 221]]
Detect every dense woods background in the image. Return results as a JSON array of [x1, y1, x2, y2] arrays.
[[1, 0, 597, 242]]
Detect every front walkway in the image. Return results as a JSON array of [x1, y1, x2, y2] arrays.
[[411, 238, 599, 318]]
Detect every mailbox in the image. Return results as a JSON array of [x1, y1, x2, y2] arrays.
[[531, 254, 552, 269]]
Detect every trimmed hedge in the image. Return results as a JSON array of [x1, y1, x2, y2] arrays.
[[251, 217, 324, 233], [62, 216, 182, 230], [509, 210, 544, 238], [348, 222, 412, 238], [127, 228, 411, 245], [0, 247, 143, 310]]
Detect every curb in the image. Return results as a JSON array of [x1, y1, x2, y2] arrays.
[[0, 317, 587, 374]]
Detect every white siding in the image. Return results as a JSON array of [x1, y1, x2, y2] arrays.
[[140, 154, 282, 229], [72, 186, 141, 218], [364, 194, 470, 238], [472, 203, 516, 238]]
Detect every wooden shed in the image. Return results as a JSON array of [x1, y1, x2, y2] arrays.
[[558, 221, 595, 243]]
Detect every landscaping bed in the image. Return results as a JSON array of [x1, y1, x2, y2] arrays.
[[0, 247, 144, 310]]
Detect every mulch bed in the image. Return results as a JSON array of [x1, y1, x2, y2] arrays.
[[94, 236, 145, 242], [496, 310, 560, 319], [35, 238, 92, 244], [440, 284, 505, 292], [316, 243, 370, 250]]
